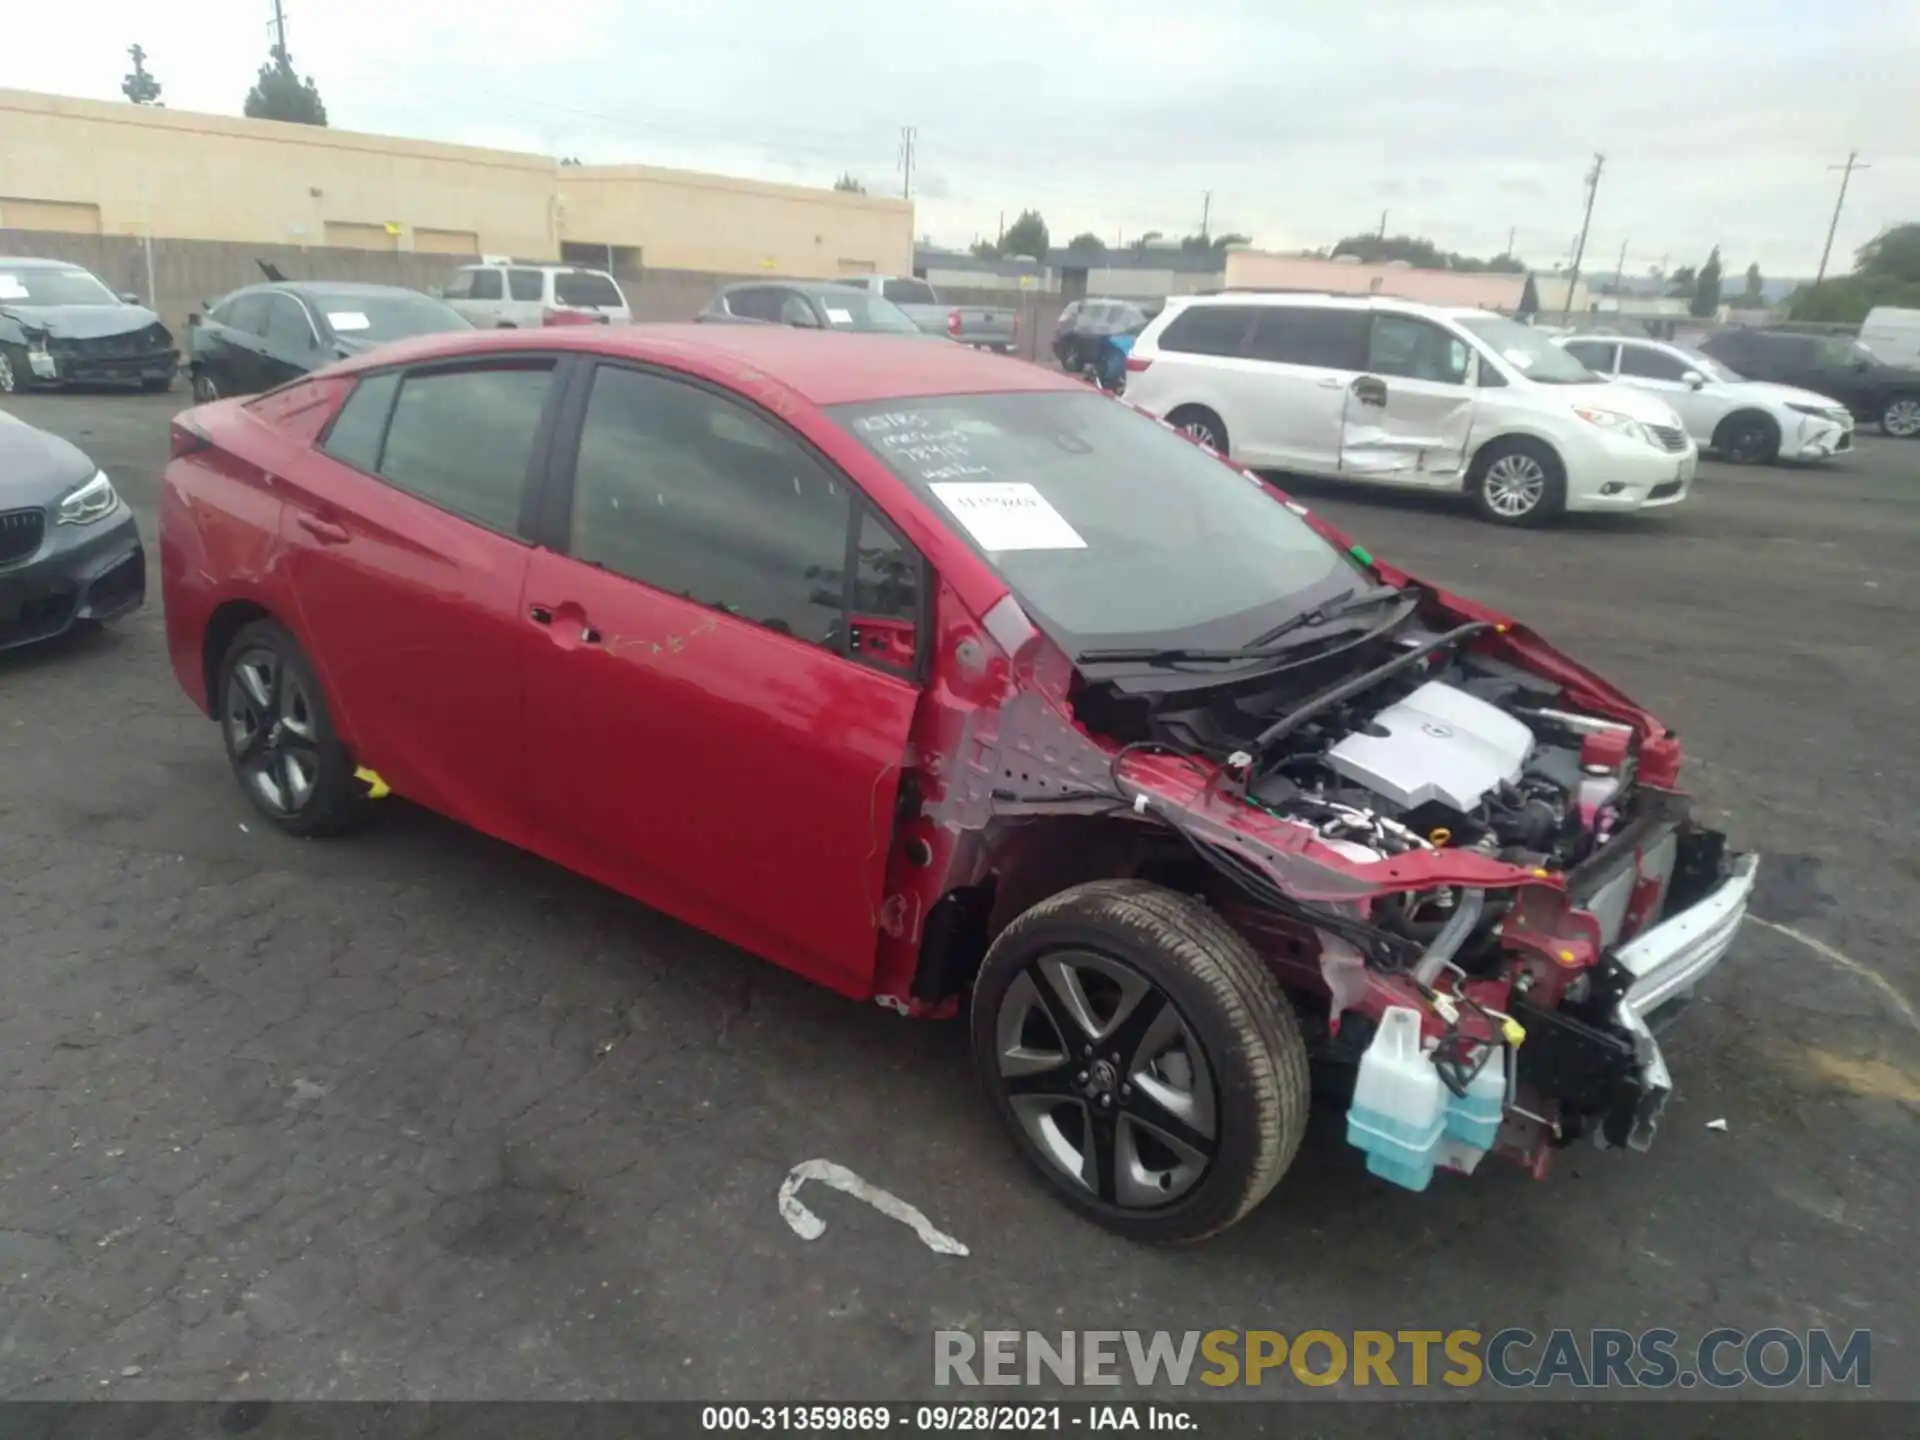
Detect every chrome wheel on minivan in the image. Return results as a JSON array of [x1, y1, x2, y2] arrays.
[[1470, 438, 1566, 527]]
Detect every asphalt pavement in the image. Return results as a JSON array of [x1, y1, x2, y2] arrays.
[[2, 388, 1917, 1403]]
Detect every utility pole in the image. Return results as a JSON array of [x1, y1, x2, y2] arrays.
[[1200, 191, 1211, 243], [1505, 225, 1516, 259], [270, 0, 290, 67], [1814, 150, 1869, 285], [1378, 210, 1388, 240], [898, 125, 916, 201], [1612, 238, 1628, 291], [1563, 152, 1605, 320]]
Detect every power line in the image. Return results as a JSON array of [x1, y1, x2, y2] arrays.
[[1814, 150, 1869, 286], [1563, 152, 1605, 321]]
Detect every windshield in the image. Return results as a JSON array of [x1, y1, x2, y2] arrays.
[[1673, 346, 1743, 383], [0, 266, 120, 307], [818, 291, 922, 334], [309, 290, 472, 342], [830, 391, 1352, 652], [1457, 315, 1599, 384]]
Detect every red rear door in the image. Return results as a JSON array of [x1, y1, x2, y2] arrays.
[[518, 361, 925, 996], [277, 358, 563, 845]]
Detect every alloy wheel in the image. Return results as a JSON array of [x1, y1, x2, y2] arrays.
[[224, 646, 321, 817], [192, 371, 219, 403], [1722, 420, 1773, 463], [1885, 398, 1920, 438], [1181, 419, 1221, 449], [993, 950, 1217, 1208], [1482, 453, 1548, 517], [0, 351, 15, 393]]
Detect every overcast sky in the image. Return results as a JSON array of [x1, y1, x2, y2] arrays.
[[7, 0, 1917, 277]]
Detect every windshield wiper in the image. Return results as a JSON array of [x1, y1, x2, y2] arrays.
[[1075, 585, 1416, 668]]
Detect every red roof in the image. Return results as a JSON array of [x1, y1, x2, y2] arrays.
[[332, 322, 1081, 406]]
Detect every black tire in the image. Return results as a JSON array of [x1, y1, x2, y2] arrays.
[[1468, 436, 1566, 526], [0, 344, 25, 394], [970, 879, 1309, 1244], [1166, 405, 1229, 455], [190, 367, 220, 403], [217, 619, 367, 838], [1712, 410, 1780, 465], [1880, 393, 1920, 439]]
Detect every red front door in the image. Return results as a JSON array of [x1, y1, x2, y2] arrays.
[[516, 361, 925, 996]]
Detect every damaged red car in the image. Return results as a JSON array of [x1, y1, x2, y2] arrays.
[[160, 325, 1758, 1242]]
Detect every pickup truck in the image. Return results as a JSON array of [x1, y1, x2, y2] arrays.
[[824, 275, 1018, 353]]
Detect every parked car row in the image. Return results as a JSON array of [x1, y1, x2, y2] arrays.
[[0, 257, 179, 394]]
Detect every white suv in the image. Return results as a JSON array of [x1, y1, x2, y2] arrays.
[[438, 261, 631, 329], [1124, 293, 1697, 525]]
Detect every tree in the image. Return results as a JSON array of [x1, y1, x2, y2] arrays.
[[1001, 209, 1048, 261], [969, 239, 1001, 260], [1690, 247, 1723, 317], [245, 52, 328, 126], [1129, 230, 1164, 255], [1065, 232, 1107, 253], [122, 44, 162, 106], [832, 173, 866, 194], [1856, 222, 1920, 284], [1329, 232, 1520, 272], [1211, 232, 1251, 250], [1787, 222, 1920, 323], [1665, 264, 1696, 298], [559, 156, 583, 167], [1742, 262, 1764, 305]]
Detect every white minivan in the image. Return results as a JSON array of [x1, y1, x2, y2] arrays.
[[1860, 307, 1920, 369], [1124, 294, 1697, 525], [438, 260, 631, 329]]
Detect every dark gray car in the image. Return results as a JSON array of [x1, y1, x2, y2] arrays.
[[696, 281, 933, 336], [0, 258, 178, 394], [0, 411, 144, 651]]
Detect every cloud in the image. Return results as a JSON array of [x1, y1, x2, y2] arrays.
[[5, 0, 1915, 274]]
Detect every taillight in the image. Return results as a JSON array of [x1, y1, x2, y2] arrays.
[[542, 308, 601, 327], [947, 309, 962, 337], [170, 418, 211, 459], [1125, 356, 1153, 373]]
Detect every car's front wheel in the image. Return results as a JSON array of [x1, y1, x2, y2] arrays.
[[971, 880, 1309, 1243], [1166, 405, 1229, 454], [218, 619, 367, 837], [0, 346, 23, 394], [190, 368, 220, 403], [1713, 410, 1780, 464], [1882, 394, 1920, 438], [1469, 437, 1566, 526]]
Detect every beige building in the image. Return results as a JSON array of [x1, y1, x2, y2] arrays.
[[0, 88, 913, 277]]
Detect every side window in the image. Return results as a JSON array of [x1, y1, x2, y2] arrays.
[[468, 268, 504, 301], [1619, 345, 1689, 381], [883, 278, 936, 306], [322, 372, 401, 471], [376, 364, 553, 533], [1563, 340, 1617, 374], [1770, 336, 1816, 367], [508, 269, 544, 302], [727, 288, 782, 322], [1245, 307, 1368, 369], [223, 293, 271, 336], [567, 366, 858, 655], [264, 295, 317, 352], [1367, 314, 1471, 384], [1156, 305, 1256, 357], [442, 270, 475, 300], [1815, 337, 1860, 369], [778, 291, 820, 327]]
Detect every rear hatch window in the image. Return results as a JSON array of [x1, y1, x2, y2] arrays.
[[554, 271, 625, 309]]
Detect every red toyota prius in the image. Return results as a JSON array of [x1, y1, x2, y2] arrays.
[[161, 324, 1754, 1241]]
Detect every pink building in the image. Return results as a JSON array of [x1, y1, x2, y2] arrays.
[[1222, 250, 1590, 316]]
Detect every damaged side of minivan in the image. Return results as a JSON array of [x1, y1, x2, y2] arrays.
[[838, 396, 1756, 1243]]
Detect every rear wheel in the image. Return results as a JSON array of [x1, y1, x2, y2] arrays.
[[0, 347, 21, 394], [1882, 394, 1920, 438], [1166, 405, 1229, 454], [1713, 410, 1780, 464], [1470, 437, 1566, 526], [218, 620, 367, 838], [971, 880, 1309, 1243]]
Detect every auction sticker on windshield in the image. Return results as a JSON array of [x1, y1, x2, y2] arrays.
[[0, 277, 27, 300], [327, 312, 371, 331], [930, 481, 1087, 552]]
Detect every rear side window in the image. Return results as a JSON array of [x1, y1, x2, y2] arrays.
[[264, 295, 317, 353], [323, 372, 402, 472], [1246, 307, 1368, 369], [469, 269, 504, 301], [554, 271, 623, 308], [1156, 305, 1255, 357], [220, 293, 271, 336], [374, 364, 554, 533], [508, 269, 544, 302], [882, 278, 936, 305], [1562, 340, 1617, 373]]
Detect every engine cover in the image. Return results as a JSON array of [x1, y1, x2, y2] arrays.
[[1327, 681, 1535, 811]]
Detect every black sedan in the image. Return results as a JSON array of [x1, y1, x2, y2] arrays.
[[188, 281, 471, 401], [0, 411, 144, 652], [0, 258, 178, 394]]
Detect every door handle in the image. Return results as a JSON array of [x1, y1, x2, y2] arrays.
[[1351, 376, 1389, 408], [529, 605, 553, 625], [295, 512, 349, 545], [531, 602, 602, 647]]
